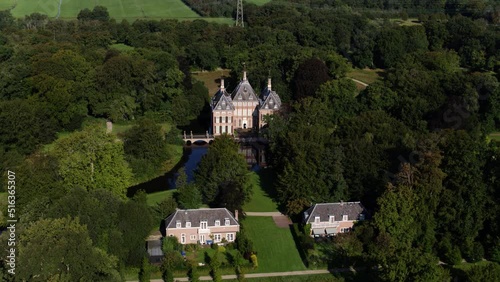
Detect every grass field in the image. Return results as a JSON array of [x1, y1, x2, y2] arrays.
[[243, 217, 306, 272], [193, 69, 231, 96], [0, 1, 14, 10], [346, 68, 384, 85], [246, 0, 272, 5], [489, 132, 500, 142], [146, 189, 175, 206], [244, 169, 279, 212]]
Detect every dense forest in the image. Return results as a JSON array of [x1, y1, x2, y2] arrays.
[[0, 0, 499, 280]]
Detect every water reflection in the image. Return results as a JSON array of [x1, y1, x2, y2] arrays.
[[127, 143, 267, 196]]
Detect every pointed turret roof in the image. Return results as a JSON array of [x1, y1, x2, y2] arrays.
[[232, 70, 258, 102], [211, 78, 234, 111], [260, 77, 281, 110]]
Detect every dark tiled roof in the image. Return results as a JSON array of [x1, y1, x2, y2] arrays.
[[211, 89, 234, 111], [259, 89, 281, 110], [232, 80, 259, 102], [164, 208, 239, 228], [304, 202, 366, 223]]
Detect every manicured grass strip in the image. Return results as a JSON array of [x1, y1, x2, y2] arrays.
[[11, 0, 200, 19], [146, 189, 175, 206], [243, 217, 306, 273], [244, 170, 279, 212], [346, 68, 384, 85], [0, 1, 15, 10]]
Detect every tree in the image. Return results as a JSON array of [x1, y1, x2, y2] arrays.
[[123, 118, 169, 179], [175, 168, 202, 209], [195, 135, 251, 208], [49, 124, 132, 198], [18, 217, 120, 281], [138, 256, 151, 282], [187, 260, 200, 282], [209, 249, 222, 282], [292, 57, 330, 100]]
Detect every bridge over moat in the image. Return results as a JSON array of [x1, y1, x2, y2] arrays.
[[182, 131, 268, 145]]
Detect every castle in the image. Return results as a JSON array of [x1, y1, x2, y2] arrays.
[[210, 71, 281, 135]]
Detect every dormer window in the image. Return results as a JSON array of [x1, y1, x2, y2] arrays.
[[186, 222, 191, 228], [359, 214, 365, 221], [314, 216, 320, 223], [342, 215, 348, 221], [176, 221, 181, 228], [200, 221, 208, 229], [215, 220, 220, 226], [329, 215, 335, 223], [225, 218, 230, 226]]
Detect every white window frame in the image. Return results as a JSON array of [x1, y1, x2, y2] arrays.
[[314, 216, 320, 223], [213, 234, 221, 242], [342, 215, 348, 221], [226, 233, 234, 242], [181, 234, 186, 244], [190, 235, 197, 240], [329, 215, 335, 223], [186, 222, 191, 228], [200, 221, 208, 229], [215, 220, 220, 226], [176, 221, 181, 228], [224, 219, 230, 226]]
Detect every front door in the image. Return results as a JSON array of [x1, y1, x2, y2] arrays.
[[199, 234, 205, 245]]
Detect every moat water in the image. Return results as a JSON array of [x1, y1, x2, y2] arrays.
[[127, 143, 266, 196]]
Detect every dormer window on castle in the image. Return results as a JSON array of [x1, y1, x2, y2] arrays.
[[329, 215, 335, 223], [215, 220, 220, 226], [342, 215, 348, 221]]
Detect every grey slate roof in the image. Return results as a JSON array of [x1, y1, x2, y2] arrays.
[[165, 208, 239, 228], [304, 202, 366, 223], [232, 80, 259, 102], [259, 89, 281, 110], [211, 88, 234, 111]]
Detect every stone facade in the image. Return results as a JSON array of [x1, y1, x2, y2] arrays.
[[211, 71, 281, 135]]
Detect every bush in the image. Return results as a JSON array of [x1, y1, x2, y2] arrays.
[[250, 253, 258, 268]]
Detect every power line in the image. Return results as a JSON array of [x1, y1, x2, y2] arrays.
[[236, 0, 244, 27]]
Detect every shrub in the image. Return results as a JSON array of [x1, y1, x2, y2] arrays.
[[250, 253, 258, 268]]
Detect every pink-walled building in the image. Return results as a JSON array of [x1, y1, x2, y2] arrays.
[[211, 71, 281, 135], [164, 208, 240, 245], [303, 202, 367, 237]]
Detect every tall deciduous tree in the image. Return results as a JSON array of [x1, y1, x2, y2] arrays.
[[175, 168, 202, 209], [195, 134, 251, 209], [50, 125, 132, 198], [18, 217, 120, 281]]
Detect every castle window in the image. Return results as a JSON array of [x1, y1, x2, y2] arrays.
[[219, 117, 222, 123], [225, 126, 228, 133], [226, 116, 228, 123], [219, 126, 222, 134]]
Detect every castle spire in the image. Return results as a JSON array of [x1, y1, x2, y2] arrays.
[[242, 62, 247, 81], [220, 77, 225, 91], [267, 75, 272, 91]]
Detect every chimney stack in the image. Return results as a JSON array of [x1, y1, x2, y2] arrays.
[[220, 77, 225, 90], [267, 77, 272, 90], [242, 62, 247, 81], [235, 210, 239, 221]]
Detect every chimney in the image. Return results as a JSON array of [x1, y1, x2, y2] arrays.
[[220, 77, 225, 90], [235, 210, 239, 221], [267, 77, 272, 90], [242, 62, 247, 81]]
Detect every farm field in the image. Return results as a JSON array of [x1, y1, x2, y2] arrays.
[[246, 0, 272, 5], [243, 217, 306, 273], [346, 68, 385, 85], [489, 132, 500, 142], [7, 0, 233, 23]]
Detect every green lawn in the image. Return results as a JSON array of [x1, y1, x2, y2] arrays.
[[11, 0, 200, 19], [489, 132, 500, 142], [225, 274, 341, 282], [146, 189, 175, 206], [346, 68, 384, 85], [244, 170, 279, 212], [0, 1, 15, 10], [243, 217, 306, 273], [193, 69, 231, 96], [246, 0, 272, 5]]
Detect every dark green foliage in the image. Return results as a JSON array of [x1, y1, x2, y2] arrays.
[[123, 118, 169, 179], [175, 168, 202, 209], [154, 196, 178, 223], [462, 262, 500, 282], [77, 6, 110, 22], [209, 249, 222, 282], [138, 256, 151, 282], [119, 192, 154, 266], [195, 135, 251, 209], [187, 259, 200, 282], [292, 58, 330, 100]]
